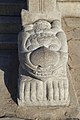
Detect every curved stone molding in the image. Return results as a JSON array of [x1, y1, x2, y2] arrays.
[[21, 0, 61, 26], [18, 19, 70, 106]]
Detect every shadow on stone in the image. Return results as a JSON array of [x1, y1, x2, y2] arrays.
[[0, 0, 28, 104], [0, 50, 19, 103]]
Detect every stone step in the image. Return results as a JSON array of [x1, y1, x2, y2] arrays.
[[0, 118, 25, 120], [0, 16, 21, 34], [0, 0, 26, 15], [0, 34, 18, 49]]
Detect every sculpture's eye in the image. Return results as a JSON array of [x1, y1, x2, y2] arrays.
[[27, 43, 40, 51], [48, 36, 62, 52], [27, 46, 33, 51], [25, 38, 31, 49], [49, 44, 60, 51], [25, 34, 40, 52]]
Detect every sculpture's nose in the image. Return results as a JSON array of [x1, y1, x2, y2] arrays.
[[30, 46, 59, 68]]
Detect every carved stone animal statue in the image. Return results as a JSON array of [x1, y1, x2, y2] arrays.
[[18, 19, 69, 106]]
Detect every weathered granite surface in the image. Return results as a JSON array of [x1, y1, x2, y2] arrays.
[[0, 118, 24, 120], [0, 0, 80, 120]]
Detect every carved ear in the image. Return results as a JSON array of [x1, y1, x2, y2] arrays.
[[56, 31, 68, 53], [51, 20, 61, 29], [18, 31, 31, 52]]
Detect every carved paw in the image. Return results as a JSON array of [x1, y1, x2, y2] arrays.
[[18, 77, 69, 106]]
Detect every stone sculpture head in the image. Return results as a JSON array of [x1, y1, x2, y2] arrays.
[[18, 20, 63, 79]]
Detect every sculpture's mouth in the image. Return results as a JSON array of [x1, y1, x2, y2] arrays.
[[32, 66, 53, 78], [21, 46, 60, 78], [33, 71, 52, 78]]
